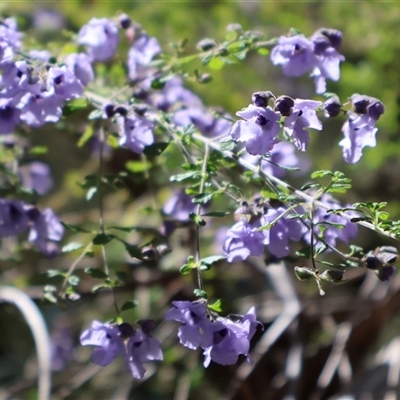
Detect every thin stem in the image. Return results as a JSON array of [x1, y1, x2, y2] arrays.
[[194, 143, 209, 292], [98, 126, 120, 316]]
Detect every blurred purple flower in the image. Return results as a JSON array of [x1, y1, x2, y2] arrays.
[[29, 50, 51, 62], [162, 190, 198, 222], [230, 104, 281, 155], [223, 219, 265, 262], [33, 10, 65, 32], [165, 301, 214, 350], [271, 35, 316, 77], [0, 18, 22, 49], [0, 98, 20, 134], [64, 53, 94, 87], [261, 206, 305, 258], [284, 99, 322, 151], [118, 115, 154, 154], [47, 66, 83, 101], [173, 107, 232, 138], [125, 325, 163, 379], [28, 207, 64, 256], [51, 326, 74, 371], [128, 33, 161, 80], [80, 320, 126, 367], [78, 18, 119, 62], [19, 161, 53, 195], [0, 199, 29, 237]]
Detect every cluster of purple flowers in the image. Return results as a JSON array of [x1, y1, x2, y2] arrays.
[[0, 199, 64, 256], [231, 92, 322, 156], [223, 204, 305, 262], [165, 301, 261, 367], [271, 28, 345, 94], [80, 319, 163, 379]]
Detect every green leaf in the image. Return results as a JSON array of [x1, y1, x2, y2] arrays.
[[180, 264, 193, 275], [125, 160, 152, 173], [28, 146, 48, 155], [92, 233, 113, 245], [62, 242, 84, 253], [311, 170, 334, 179], [219, 139, 236, 151], [84, 268, 107, 279], [296, 246, 311, 258], [67, 275, 80, 286], [192, 192, 215, 204], [121, 300, 138, 311], [143, 142, 170, 156], [193, 289, 207, 299], [46, 269, 65, 278], [170, 171, 200, 182], [257, 48, 269, 56], [63, 98, 88, 116], [208, 57, 225, 70], [77, 125, 94, 148], [61, 222, 90, 233], [201, 211, 229, 217], [86, 187, 97, 201], [208, 299, 223, 312], [88, 109, 103, 120], [115, 271, 128, 283], [123, 242, 142, 259], [189, 213, 206, 226]]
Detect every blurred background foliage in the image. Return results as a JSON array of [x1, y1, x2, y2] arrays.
[[1, 1, 400, 399]]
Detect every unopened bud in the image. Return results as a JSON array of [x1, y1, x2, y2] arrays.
[[118, 13, 132, 30], [252, 91, 274, 108], [368, 100, 385, 121], [197, 38, 217, 51], [138, 319, 155, 335], [318, 28, 343, 50], [376, 266, 396, 282], [197, 73, 213, 84], [103, 103, 116, 118], [217, 46, 229, 56], [113, 105, 128, 117], [274, 95, 295, 117], [118, 322, 135, 338], [350, 94, 370, 114], [227, 23, 242, 33], [311, 33, 331, 55], [323, 96, 341, 117]]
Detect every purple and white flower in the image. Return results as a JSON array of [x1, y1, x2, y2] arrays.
[[119, 115, 154, 154]]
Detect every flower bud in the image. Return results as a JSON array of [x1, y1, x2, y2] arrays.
[[118, 322, 135, 338], [227, 23, 242, 33], [376, 266, 396, 282], [252, 91, 274, 108], [197, 38, 217, 51], [274, 95, 294, 117], [350, 94, 370, 114], [114, 105, 128, 117], [103, 103, 116, 118], [317, 28, 343, 50], [311, 33, 331, 55], [217, 46, 229, 56], [368, 100, 385, 121], [118, 13, 132, 30], [197, 73, 213, 84], [323, 96, 341, 117]]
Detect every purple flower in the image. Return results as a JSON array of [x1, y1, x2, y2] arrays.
[[125, 324, 163, 379], [311, 30, 345, 94], [203, 307, 261, 367], [29, 50, 51, 62], [0, 18, 22, 50], [0, 199, 29, 237], [28, 207, 64, 256], [17, 91, 63, 128], [284, 99, 322, 151], [271, 35, 316, 77], [64, 53, 94, 87], [0, 98, 20, 134], [18, 162, 53, 195], [261, 206, 305, 258], [339, 114, 377, 164], [379, 266, 397, 282], [230, 104, 281, 155], [118, 115, 154, 154], [78, 18, 119, 61], [47, 66, 84, 101], [80, 320, 126, 367], [310, 194, 357, 248], [0, 41, 14, 65], [162, 190, 198, 222], [223, 219, 265, 262], [51, 326, 74, 371], [128, 33, 161, 80], [173, 107, 232, 138], [165, 301, 214, 350]]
